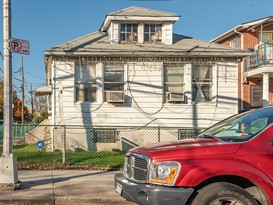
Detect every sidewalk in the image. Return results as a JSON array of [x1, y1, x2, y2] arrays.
[[0, 170, 135, 205]]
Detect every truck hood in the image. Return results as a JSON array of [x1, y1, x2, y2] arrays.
[[130, 138, 242, 160]]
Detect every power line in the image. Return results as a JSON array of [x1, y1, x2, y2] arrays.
[[24, 70, 45, 80]]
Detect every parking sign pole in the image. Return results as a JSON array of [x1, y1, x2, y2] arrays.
[[0, 0, 19, 188]]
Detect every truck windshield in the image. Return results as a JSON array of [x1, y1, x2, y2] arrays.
[[198, 107, 273, 142]]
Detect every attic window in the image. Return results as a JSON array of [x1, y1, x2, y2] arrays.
[[144, 24, 162, 42], [120, 24, 138, 43]]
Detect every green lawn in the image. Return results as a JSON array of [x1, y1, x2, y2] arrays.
[[11, 144, 125, 169]]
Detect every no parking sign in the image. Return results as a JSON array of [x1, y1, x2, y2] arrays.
[[10, 38, 30, 55]]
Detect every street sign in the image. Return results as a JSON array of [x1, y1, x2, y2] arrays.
[[10, 38, 30, 55], [36, 140, 45, 149]]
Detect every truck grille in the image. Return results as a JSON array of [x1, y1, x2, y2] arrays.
[[123, 153, 150, 183]]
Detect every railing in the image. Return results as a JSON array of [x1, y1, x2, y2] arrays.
[[244, 43, 273, 71]]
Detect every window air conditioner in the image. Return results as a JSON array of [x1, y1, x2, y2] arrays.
[[105, 91, 124, 103], [168, 93, 184, 103], [151, 34, 161, 41]]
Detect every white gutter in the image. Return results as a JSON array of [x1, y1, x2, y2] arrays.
[[234, 28, 245, 111], [234, 28, 244, 50]]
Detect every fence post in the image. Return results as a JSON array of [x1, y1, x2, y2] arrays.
[[62, 125, 66, 165], [158, 126, 161, 143]]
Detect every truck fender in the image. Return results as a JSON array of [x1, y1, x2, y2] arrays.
[[177, 159, 273, 202]]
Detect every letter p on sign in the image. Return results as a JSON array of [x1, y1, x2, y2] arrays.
[[10, 38, 30, 55]]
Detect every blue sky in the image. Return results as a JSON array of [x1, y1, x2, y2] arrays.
[[1, 0, 273, 106]]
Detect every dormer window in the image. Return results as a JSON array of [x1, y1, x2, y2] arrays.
[[120, 24, 138, 43], [144, 24, 162, 42]]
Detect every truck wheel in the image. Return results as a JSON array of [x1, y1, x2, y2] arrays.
[[191, 182, 258, 205]]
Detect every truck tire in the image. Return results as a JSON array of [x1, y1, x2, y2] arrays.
[[191, 182, 258, 205]]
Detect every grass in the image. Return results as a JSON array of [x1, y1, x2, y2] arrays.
[[10, 144, 126, 169]]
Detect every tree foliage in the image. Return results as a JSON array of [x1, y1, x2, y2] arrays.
[[0, 80, 30, 122]]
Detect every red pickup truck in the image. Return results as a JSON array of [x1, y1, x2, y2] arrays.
[[115, 107, 273, 205]]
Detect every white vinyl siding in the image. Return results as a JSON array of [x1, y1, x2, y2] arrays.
[[51, 60, 238, 128]]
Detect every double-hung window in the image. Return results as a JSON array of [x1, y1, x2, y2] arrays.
[[144, 24, 162, 42], [164, 64, 185, 103], [104, 64, 125, 102], [75, 63, 96, 102], [120, 24, 138, 43], [192, 65, 212, 102]]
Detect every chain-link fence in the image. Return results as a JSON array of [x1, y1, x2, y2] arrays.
[[0, 124, 203, 169]]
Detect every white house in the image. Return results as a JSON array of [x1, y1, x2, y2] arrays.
[[39, 6, 250, 151]]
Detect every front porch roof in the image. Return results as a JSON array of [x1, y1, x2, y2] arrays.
[[35, 85, 52, 96]]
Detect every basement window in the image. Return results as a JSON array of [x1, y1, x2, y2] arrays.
[[93, 129, 117, 143]]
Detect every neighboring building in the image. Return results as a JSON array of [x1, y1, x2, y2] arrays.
[[211, 16, 273, 111], [38, 6, 249, 150]]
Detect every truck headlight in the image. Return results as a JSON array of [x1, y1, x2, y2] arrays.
[[149, 161, 180, 185]]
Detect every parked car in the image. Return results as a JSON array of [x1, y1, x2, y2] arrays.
[[115, 107, 273, 205]]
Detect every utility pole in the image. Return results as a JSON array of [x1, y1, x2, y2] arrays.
[[20, 57, 24, 124], [30, 83, 34, 119], [0, 0, 19, 188]]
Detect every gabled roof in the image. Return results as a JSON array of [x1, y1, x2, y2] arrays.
[[45, 31, 250, 58], [211, 16, 273, 43], [100, 6, 180, 32]]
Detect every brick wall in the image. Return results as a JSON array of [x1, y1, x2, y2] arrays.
[[243, 29, 259, 50]]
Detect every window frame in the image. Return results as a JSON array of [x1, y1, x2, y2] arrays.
[[120, 23, 138, 43], [163, 64, 185, 103], [144, 24, 162, 43], [104, 63, 125, 103], [230, 38, 239, 48], [192, 64, 213, 103], [75, 63, 97, 103]]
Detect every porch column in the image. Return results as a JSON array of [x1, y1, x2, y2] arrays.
[[262, 73, 269, 107]]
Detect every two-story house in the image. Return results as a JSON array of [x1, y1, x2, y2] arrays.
[[211, 16, 273, 111], [38, 6, 249, 151]]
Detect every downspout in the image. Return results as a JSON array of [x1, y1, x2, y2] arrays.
[[234, 28, 244, 112]]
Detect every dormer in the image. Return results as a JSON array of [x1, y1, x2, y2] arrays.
[[100, 6, 180, 45]]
